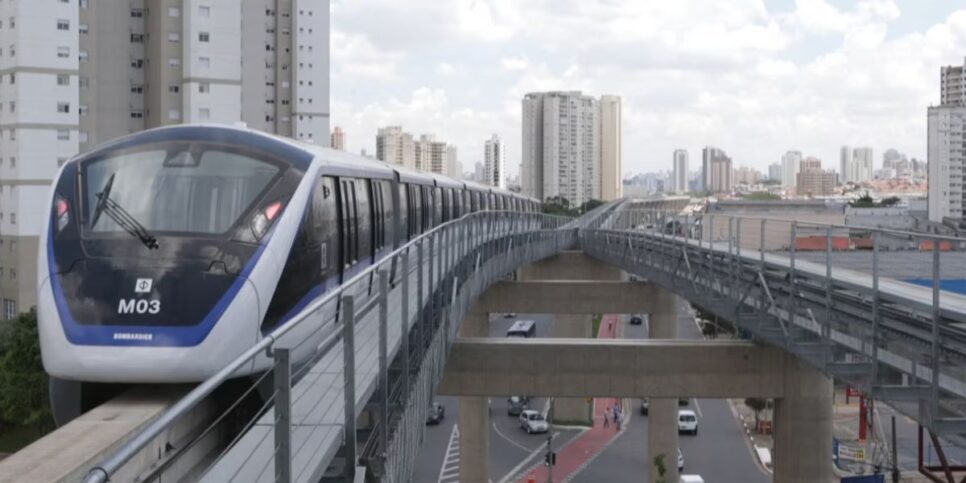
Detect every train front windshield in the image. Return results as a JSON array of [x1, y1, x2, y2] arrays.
[[82, 144, 280, 239]]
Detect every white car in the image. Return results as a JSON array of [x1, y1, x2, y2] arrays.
[[678, 409, 698, 435], [680, 476, 704, 483], [519, 409, 549, 434], [678, 448, 684, 471]]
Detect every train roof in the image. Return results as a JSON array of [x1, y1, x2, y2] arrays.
[[392, 164, 438, 185], [312, 147, 396, 180]]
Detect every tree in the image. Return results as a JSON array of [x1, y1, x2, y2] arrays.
[[744, 398, 772, 431], [880, 196, 901, 207], [0, 309, 53, 429], [743, 192, 781, 201], [579, 199, 605, 214], [542, 196, 572, 216], [849, 191, 877, 208]]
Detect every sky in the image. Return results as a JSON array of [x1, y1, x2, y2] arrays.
[[330, 0, 966, 178]]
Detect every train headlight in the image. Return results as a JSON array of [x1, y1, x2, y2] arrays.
[[55, 195, 70, 232], [251, 200, 284, 240]]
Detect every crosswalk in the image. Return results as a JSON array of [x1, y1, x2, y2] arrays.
[[437, 424, 461, 483]]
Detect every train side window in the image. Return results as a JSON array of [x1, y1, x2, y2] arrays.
[[315, 176, 339, 277], [338, 179, 352, 268], [420, 186, 431, 232], [410, 185, 421, 237], [441, 187, 450, 223], [369, 180, 382, 251], [433, 187, 443, 227], [355, 180, 372, 261], [472, 191, 480, 212], [397, 183, 408, 242]]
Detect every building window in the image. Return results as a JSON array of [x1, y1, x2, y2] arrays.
[[131, 59, 143, 69], [79, 105, 88, 116], [9, 17, 14, 29], [198, 83, 210, 93], [198, 57, 210, 68], [9, 157, 15, 167], [57, 19, 69, 30], [8, 73, 13, 84], [80, 76, 89, 88], [131, 33, 144, 43], [9, 213, 15, 225], [57, 74, 70, 85], [8, 45, 14, 57], [168, 32, 180, 42], [198, 108, 210, 120], [131, 8, 143, 18], [168, 84, 180, 93], [79, 24, 88, 34], [131, 110, 143, 119], [131, 84, 143, 94], [57, 102, 70, 113], [199, 6, 210, 17], [79, 50, 88, 62], [169, 58, 181, 68], [57, 130, 69, 140], [168, 7, 181, 17], [199, 32, 210, 42], [9, 101, 14, 112], [57, 46, 70, 58], [8, 129, 14, 141], [168, 109, 181, 120], [58, 157, 67, 167]]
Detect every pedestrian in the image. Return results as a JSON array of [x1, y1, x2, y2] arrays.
[[603, 406, 611, 428], [613, 404, 620, 428], [616, 410, 623, 431]]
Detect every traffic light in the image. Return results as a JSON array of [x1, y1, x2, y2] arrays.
[[544, 452, 556, 466]]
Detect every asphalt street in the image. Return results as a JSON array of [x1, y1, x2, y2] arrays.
[[411, 313, 582, 483], [573, 298, 771, 483]]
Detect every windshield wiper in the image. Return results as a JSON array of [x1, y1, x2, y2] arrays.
[[91, 173, 159, 250]]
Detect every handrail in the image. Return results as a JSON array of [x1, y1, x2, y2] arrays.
[[82, 209, 570, 483]]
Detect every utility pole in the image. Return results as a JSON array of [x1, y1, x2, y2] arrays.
[[892, 416, 899, 483], [546, 398, 555, 483]]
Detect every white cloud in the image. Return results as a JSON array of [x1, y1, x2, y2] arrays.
[[330, 1, 966, 177]]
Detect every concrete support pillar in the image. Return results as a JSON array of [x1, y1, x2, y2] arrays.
[[459, 312, 489, 483], [774, 357, 833, 483], [549, 314, 593, 423], [647, 285, 679, 483]]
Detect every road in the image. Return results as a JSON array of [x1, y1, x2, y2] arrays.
[[411, 313, 581, 483], [573, 298, 771, 483]]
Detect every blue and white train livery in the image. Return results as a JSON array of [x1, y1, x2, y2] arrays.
[[38, 125, 538, 423]]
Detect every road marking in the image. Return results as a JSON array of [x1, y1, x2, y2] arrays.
[[497, 431, 563, 483], [437, 424, 461, 483], [492, 420, 534, 453], [727, 399, 773, 476]]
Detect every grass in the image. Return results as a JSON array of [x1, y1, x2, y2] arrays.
[[0, 424, 49, 453], [591, 314, 602, 338]]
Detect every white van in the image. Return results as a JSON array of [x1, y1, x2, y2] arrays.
[[680, 476, 704, 483], [678, 409, 698, 435]]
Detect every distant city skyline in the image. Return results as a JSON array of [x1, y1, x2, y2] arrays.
[[330, 1, 962, 177]]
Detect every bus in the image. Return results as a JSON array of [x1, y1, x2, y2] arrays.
[[506, 319, 536, 338]]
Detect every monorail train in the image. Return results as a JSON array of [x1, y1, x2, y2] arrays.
[[38, 124, 538, 423]]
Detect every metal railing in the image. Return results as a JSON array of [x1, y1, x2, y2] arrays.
[[82, 210, 575, 483], [582, 202, 966, 445]]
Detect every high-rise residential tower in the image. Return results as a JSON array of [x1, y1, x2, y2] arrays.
[[331, 126, 346, 150], [0, 0, 331, 318], [701, 146, 732, 193], [852, 147, 874, 183], [521, 91, 601, 205], [781, 151, 802, 188], [768, 162, 783, 182], [930, 59, 966, 222], [672, 149, 689, 193], [376, 126, 415, 169], [484, 134, 506, 189], [599, 95, 622, 201], [839, 146, 853, 184]]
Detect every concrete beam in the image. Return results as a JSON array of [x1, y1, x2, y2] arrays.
[[472, 280, 652, 314], [439, 338, 786, 398]]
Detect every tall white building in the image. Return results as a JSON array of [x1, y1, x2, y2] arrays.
[[521, 91, 601, 206], [446, 145, 461, 178], [930, 58, 966, 223], [839, 146, 853, 184], [376, 126, 415, 169], [599, 95, 622, 201], [483, 134, 506, 189], [768, 163, 782, 182], [781, 151, 802, 188], [702, 146, 732, 193], [672, 149, 689, 193], [0, 0, 331, 318], [852, 147, 874, 183]]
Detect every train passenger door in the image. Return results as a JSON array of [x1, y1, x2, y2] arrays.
[[315, 177, 339, 286]]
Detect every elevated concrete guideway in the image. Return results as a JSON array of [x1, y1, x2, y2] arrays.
[[438, 338, 787, 398]]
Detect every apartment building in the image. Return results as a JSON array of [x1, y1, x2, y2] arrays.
[[672, 149, 688, 193], [0, 0, 330, 318], [484, 133, 506, 189]]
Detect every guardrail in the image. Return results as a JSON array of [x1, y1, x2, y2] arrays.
[[582, 202, 966, 445], [82, 210, 575, 483]]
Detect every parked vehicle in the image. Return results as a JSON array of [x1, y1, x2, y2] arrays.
[[507, 396, 529, 416], [679, 475, 704, 483], [504, 313, 517, 318], [630, 314, 644, 325], [678, 448, 684, 471], [506, 319, 536, 338], [678, 409, 698, 435], [641, 398, 648, 415], [519, 409, 549, 434], [679, 397, 689, 406], [426, 402, 445, 425]]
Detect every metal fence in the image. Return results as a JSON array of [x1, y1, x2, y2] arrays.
[[82, 211, 575, 483], [587, 204, 966, 443]]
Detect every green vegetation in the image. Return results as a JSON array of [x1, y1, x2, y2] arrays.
[[592, 314, 602, 338], [653, 453, 668, 483], [541, 196, 604, 216], [849, 191, 901, 208], [744, 397, 773, 430], [0, 309, 54, 452]]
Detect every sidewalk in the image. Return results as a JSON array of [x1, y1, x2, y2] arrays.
[[517, 314, 625, 482]]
